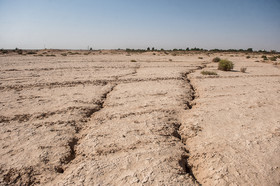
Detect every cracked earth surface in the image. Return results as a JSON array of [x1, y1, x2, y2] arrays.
[[0, 53, 279, 185]]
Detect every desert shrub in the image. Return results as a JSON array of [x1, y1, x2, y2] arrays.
[[17, 50, 23, 55], [269, 56, 277, 61], [2, 50, 8, 54], [212, 57, 221, 62], [198, 57, 203, 59], [46, 54, 56, 57], [69, 52, 80, 55], [240, 67, 247, 73], [130, 60, 137, 62], [27, 51, 37, 55], [169, 59, 172, 62], [201, 71, 217, 75], [61, 53, 67, 56], [218, 59, 234, 71], [261, 55, 268, 60], [172, 53, 177, 56], [246, 56, 251, 59]]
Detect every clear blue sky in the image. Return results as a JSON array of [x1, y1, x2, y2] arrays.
[[1, 0, 280, 51]]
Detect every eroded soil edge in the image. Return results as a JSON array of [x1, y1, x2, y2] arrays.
[[178, 65, 206, 185]]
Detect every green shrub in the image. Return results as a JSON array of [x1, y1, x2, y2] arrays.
[[201, 71, 218, 75], [212, 57, 221, 62], [261, 55, 268, 60], [218, 59, 234, 71], [269, 56, 277, 61], [27, 51, 37, 55], [17, 50, 23, 55]]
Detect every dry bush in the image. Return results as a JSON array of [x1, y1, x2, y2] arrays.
[[218, 59, 234, 71], [130, 60, 137, 62], [212, 57, 221, 62], [201, 71, 218, 75], [269, 56, 277, 61], [240, 67, 247, 73], [27, 51, 37, 55], [261, 55, 268, 60]]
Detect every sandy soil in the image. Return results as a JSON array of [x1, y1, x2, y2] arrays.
[[0, 51, 279, 185]]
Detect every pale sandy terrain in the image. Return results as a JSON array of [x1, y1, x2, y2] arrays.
[[0, 51, 279, 185]]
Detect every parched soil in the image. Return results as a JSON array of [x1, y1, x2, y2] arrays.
[[0, 52, 279, 185]]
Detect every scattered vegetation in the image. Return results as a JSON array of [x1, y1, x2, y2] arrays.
[[269, 56, 277, 61], [218, 59, 234, 71], [61, 53, 67, 56], [1, 50, 8, 54], [240, 67, 247, 73], [261, 55, 268, 60], [17, 50, 23, 55], [198, 57, 203, 59], [68, 52, 80, 55], [130, 60, 137, 62], [212, 57, 221, 62], [46, 54, 56, 57], [246, 56, 251, 59], [27, 51, 37, 55], [201, 71, 218, 75]]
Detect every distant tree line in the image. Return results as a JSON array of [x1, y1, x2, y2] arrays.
[[123, 47, 278, 53], [0, 47, 278, 54]]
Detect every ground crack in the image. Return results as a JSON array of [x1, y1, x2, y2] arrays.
[[57, 84, 117, 174], [178, 65, 207, 185]]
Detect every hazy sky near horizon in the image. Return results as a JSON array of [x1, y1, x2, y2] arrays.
[[0, 0, 280, 51]]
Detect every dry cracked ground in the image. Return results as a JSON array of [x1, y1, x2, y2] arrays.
[[0, 52, 280, 185]]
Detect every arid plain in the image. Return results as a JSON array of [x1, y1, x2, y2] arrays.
[[0, 50, 279, 185]]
